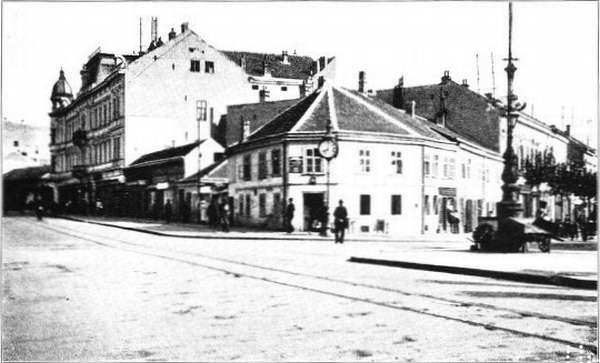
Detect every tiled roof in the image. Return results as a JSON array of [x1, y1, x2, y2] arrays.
[[248, 92, 320, 140], [179, 158, 228, 183], [237, 84, 447, 145], [130, 140, 202, 166], [221, 51, 314, 80], [225, 98, 300, 147], [3, 165, 51, 182]]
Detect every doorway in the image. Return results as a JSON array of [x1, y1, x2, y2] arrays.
[[303, 192, 324, 231]]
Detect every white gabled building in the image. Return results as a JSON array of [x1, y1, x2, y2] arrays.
[[226, 82, 503, 236]]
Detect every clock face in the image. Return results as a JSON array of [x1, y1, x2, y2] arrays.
[[318, 139, 338, 159]]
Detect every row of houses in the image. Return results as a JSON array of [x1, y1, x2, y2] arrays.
[[5, 21, 595, 236]]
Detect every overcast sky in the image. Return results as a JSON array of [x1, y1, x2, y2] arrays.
[[2, 1, 598, 146]]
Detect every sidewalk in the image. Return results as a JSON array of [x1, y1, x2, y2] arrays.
[[57, 214, 471, 243], [57, 214, 597, 289], [349, 244, 598, 290]]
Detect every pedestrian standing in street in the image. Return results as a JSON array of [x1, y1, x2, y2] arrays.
[[164, 199, 172, 224], [220, 198, 230, 232], [285, 198, 295, 233], [207, 197, 218, 230], [333, 199, 348, 243]]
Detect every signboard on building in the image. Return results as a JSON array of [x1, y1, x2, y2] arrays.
[[438, 187, 457, 197], [288, 157, 303, 173]]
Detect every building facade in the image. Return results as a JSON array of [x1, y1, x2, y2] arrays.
[[226, 82, 503, 236], [47, 21, 335, 216]]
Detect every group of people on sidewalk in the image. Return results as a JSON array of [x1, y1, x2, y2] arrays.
[[284, 198, 349, 243]]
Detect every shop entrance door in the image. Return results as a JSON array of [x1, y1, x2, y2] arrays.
[[303, 192, 324, 231]]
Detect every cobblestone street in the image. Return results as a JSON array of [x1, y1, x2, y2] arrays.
[[2, 216, 597, 361]]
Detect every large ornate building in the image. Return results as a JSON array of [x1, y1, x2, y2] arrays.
[[47, 22, 335, 215]]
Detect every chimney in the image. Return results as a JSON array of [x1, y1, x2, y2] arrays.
[[358, 71, 366, 93], [411, 101, 416, 118], [240, 54, 246, 70], [318, 56, 326, 71], [565, 124, 571, 136], [181, 22, 189, 34], [168, 27, 176, 40], [441, 70, 451, 84], [317, 76, 325, 89], [392, 76, 405, 109], [242, 119, 251, 142], [461, 79, 469, 88], [282, 51, 289, 65], [151, 17, 158, 42]]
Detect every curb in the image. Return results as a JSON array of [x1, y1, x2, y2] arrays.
[[348, 257, 597, 290], [55, 215, 469, 243]]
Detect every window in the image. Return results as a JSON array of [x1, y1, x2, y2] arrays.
[[360, 195, 371, 215], [239, 195, 244, 215], [305, 148, 322, 173], [449, 158, 456, 179], [273, 193, 281, 215], [196, 100, 207, 121], [108, 102, 112, 121], [252, 85, 259, 90], [245, 194, 251, 216], [424, 154, 430, 177], [103, 104, 107, 124], [210, 107, 214, 123], [13, 140, 18, 147], [433, 195, 438, 214], [391, 195, 402, 215], [190, 60, 201, 72], [113, 136, 121, 160], [271, 149, 281, 176], [113, 97, 120, 119], [432, 155, 439, 178], [466, 159, 471, 179], [391, 151, 402, 174], [259, 193, 266, 217], [258, 152, 267, 179], [281, 86, 288, 91], [443, 157, 449, 178], [243, 154, 252, 181], [205, 61, 215, 73], [424, 195, 430, 215], [359, 149, 371, 173]]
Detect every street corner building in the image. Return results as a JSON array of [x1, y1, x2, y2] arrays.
[[44, 20, 335, 217], [225, 76, 505, 236]]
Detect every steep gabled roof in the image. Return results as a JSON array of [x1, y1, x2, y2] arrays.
[[130, 140, 202, 166], [241, 84, 447, 144], [221, 51, 315, 80]]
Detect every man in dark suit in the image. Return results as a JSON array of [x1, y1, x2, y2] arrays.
[[333, 199, 348, 243], [285, 198, 295, 233]]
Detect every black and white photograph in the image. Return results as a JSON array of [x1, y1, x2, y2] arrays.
[[2, 1, 598, 361]]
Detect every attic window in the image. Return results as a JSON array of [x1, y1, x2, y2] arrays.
[[13, 140, 19, 147], [281, 86, 288, 91], [189, 47, 198, 52], [205, 61, 215, 74], [190, 60, 201, 72], [252, 85, 259, 90]]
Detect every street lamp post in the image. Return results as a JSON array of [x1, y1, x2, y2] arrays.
[[197, 119, 202, 224], [318, 119, 339, 237], [495, 1, 526, 246]]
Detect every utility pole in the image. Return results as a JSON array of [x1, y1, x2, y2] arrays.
[[491, 52, 497, 98], [476, 53, 481, 94]]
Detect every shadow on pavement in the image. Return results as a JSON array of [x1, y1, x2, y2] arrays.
[[461, 291, 597, 302]]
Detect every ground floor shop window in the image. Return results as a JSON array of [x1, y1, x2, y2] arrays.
[[259, 193, 266, 217]]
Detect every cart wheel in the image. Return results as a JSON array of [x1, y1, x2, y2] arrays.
[[538, 237, 551, 253]]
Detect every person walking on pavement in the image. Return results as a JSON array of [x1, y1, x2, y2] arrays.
[[207, 197, 218, 230], [164, 199, 173, 224], [285, 198, 295, 233], [219, 198, 230, 232], [333, 199, 348, 243]]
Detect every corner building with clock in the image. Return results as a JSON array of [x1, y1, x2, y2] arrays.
[[226, 82, 503, 235]]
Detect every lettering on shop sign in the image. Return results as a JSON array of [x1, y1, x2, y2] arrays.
[[438, 187, 457, 197], [288, 157, 303, 173]]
